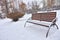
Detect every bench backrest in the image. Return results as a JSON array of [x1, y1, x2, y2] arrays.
[[32, 12, 56, 22]]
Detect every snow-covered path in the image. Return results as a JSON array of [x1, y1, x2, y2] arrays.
[[0, 10, 60, 40], [0, 18, 47, 40]]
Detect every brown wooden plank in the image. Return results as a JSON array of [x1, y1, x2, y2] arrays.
[[32, 12, 56, 22]]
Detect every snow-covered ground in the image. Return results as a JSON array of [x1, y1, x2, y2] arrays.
[[0, 10, 60, 40]]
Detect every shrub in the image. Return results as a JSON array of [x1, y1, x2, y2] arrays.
[[7, 12, 25, 21]]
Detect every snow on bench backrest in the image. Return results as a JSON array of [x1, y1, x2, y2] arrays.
[[32, 12, 56, 22]]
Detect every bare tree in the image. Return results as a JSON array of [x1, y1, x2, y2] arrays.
[[30, 1, 40, 13], [0, 0, 7, 18], [19, 2, 27, 14]]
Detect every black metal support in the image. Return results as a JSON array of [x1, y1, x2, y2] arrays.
[[46, 27, 50, 37], [46, 24, 53, 37], [46, 23, 59, 38], [55, 24, 59, 29], [24, 21, 27, 27], [24, 17, 31, 27]]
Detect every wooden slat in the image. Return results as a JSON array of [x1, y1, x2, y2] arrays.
[[32, 12, 56, 22]]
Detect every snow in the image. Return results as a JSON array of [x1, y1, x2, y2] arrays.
[[27, 20, 52, 26], [0, 10, 60, 40], [23, 0, 42, 4]]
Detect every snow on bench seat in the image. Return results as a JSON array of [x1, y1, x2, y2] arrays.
[[27, 20, 52, 27]]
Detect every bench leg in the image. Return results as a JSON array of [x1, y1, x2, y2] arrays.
[[46, 24, 53, 37], [46, 27, 51, 37], [24, 17, 31, 27], [46, 23, 58, 38], [55, 24, 59, 29], [24, 21, 27, 27]]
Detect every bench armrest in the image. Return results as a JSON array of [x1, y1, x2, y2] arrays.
[[52, 18, 57, 23]]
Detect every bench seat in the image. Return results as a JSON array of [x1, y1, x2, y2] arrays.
[[27, 20, 52, 27]]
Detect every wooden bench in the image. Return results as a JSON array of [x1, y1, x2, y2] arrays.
[[24, 12, 58, 37]]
